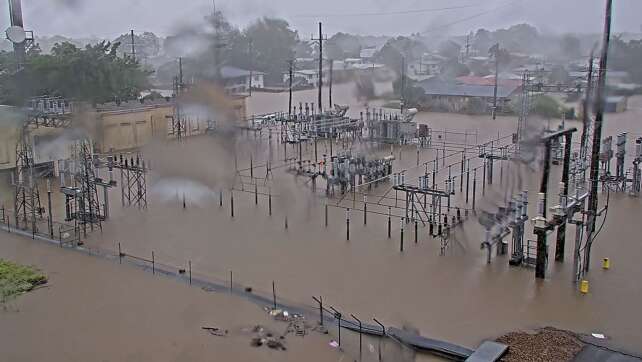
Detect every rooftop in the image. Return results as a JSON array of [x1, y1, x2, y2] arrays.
[[220, 66, 265, 79], [418, 78, 520, 98]]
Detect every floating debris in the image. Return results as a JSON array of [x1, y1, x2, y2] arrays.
[[202, 326, 228, 337], [496, 327, 584, 362]]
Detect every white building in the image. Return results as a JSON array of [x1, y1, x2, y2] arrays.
[[283, 69, 323, 87], [220, 66, 265, 94]]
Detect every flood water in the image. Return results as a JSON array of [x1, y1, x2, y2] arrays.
[[3, 82, 642, 361]]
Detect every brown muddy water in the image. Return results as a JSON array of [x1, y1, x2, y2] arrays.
[[2, 83, 642, 361], [0, 232, 345, 362]]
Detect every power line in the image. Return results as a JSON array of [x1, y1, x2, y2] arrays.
[[292, 4, 482, 19], [420, 0, 521, 35]]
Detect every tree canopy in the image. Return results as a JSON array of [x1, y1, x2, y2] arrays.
[[244, 17, 298, 84], [438, 40, 461, 60], [609, 36, 642, 84], [0, 41, 150, 106], [158, 13, 300, 86], [113, 32, 161, 60], [532, 95, 561, 119], [376, 36, 427, 72], [473, 24, 541, 54], [559, 34, 581, 59], [326, 32, 362, 60]]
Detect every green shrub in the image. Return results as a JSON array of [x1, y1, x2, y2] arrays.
[[0, 259, 47, 303]]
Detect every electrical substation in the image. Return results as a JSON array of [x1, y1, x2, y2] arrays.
[[1, 3, 637, 285], [3, 1, 642, 360]]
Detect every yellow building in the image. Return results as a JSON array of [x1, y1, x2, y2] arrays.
[[0, 94, 247, 170], [93, 99, 173, 153], [0, 105, 25, 171]]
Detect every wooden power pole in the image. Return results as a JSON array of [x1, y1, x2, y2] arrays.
[[584, 0, 613, 274]]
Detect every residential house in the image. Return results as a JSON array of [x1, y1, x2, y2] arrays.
[[220, 66, 265, 95], [417, 77, 521, 113], [283, 69, 323, 88], [359, 47, 378, 62]]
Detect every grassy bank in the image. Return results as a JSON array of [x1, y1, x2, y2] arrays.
[[0, 259, 47, 303]]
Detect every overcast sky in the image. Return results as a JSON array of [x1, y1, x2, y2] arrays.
[[2, 0, 641, 39]]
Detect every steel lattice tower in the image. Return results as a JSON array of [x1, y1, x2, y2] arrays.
[[13, 132, 43, 232], [74, 140, 102, 234]]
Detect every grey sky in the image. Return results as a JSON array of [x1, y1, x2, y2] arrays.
[[2, 0, 641, 39]]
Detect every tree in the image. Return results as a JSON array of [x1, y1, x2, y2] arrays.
[[438, 40, 461, 60], [327, 32, 362, 60], [393, 75, 425, 108], [609, 36, 642, 84], [473, 29, 493, 54], [244, 17, 298, 84], [549, 65, 570, 84], [376, 36, 427, 72], [473, 24, 542, 54], [441, 61, 470, 79], [113, 31, 161, 60], [559, 34, 581, 59], [294, 41, 313, 58], [494, 24, 538, 52], [0, 41, 150, 106], [532, 95, 561, 119], [468, 58, 491, 76]]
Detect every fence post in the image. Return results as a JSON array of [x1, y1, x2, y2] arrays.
[[230, 190, 234, 218], [482, 158, 486, 196], [118, 242, 122, 264], [400, 218, 404, 252], [152, 251, 155, 275], [466, 159, 470, 204], [230, 270, 233, 293], [272, 281, 277, 310], [188, 260, 192, 285], [414, 216, 418, 244], [472, 169, 477, 211], [346, 208, 350, 241], [387, 207, 391, 238], [324, 204, 328, 227]]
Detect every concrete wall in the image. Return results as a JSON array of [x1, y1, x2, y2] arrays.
[[96, 104, 171, 153], [0, 124, 19, 171], [0, 96, 247, 170]]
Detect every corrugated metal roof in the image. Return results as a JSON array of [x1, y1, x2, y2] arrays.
[[418, 78, 520, 98], [220, 66, 265, 79]]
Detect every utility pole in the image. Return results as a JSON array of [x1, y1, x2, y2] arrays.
[[288, 60, 294, 118], [580, 52, 595, 164], [465, 33, 470, 59], [490, 43, 500, 120], [400, 56, 406, 115], [179, 57, 183, 89], [130, 29, 136, 62], [248, 38, 253, 95], [212, 0, 221, 80], [312, 22, 327, 113], [328, 58, 333, 108], [584, 0, 613, 274]]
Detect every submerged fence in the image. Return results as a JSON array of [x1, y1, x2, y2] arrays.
[[1, 210, 403, 362]]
